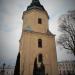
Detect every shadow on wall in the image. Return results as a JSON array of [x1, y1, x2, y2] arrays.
[[33, 53, 45, 75], [14, 53, 45, 75], [14, 52, 20, 75]]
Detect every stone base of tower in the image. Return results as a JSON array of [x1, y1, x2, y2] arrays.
[[20, 31, 58, 75]]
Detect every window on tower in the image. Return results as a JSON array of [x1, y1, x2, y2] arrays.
[[38, 54, 43, 62], [38, 39, 42, 48], [38, 18, 42, 24]]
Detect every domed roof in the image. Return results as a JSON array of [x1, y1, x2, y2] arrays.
[[27, 0, 45, 11], [22, 0, 49, 19]]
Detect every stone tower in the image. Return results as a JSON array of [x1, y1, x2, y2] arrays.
[[20, 0, 58, 75]]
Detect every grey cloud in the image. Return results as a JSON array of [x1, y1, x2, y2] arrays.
[[0, 30, 20, 64]]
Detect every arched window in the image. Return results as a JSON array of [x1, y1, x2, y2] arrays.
[[38, 18, 42, 24], [38, 39, 42, 48], [38, 54, 42, 62]]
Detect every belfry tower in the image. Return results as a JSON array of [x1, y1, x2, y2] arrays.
[[20, 0, 58, 75]]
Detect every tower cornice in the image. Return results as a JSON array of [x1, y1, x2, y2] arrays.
[[22, 8, 49, 20], [22, 0, 49, 20]]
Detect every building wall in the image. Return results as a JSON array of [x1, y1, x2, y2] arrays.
[[20, 31, 58, 75], [20, 3, 58, 75], [0, 68, 14, 75], [58, 61, 75, 75], [22, 9, 48, 33]]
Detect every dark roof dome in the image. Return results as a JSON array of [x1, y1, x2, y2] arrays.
[[22, 0, 49, 19], [27, 0, 45, 11]]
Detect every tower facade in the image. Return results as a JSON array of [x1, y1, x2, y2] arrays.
[[20, 0, 58, 75]]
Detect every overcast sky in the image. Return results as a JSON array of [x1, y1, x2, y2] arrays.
[[0, 0, 75, 65]]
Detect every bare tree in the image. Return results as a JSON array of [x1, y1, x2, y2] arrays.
[[58, 10, 75, 56]]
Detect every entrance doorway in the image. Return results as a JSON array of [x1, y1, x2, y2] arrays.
[[33, 53, 45, 75]]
